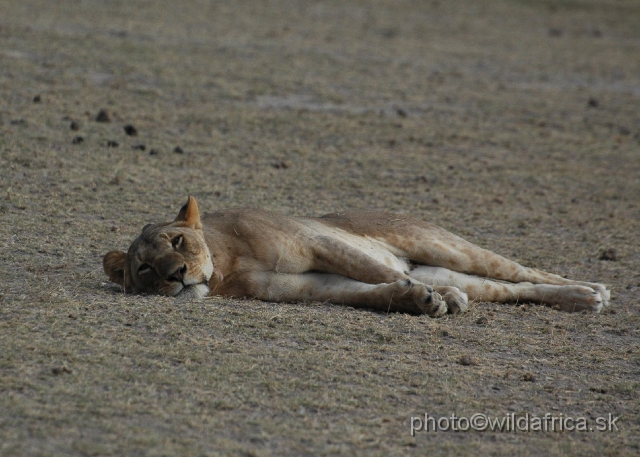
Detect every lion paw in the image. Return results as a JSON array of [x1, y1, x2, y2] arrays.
[[435, 286, 469, 315], [389, 279, 446, 317], [400, 279, 447, 317], [424, 291, 448, 317], [591, 283, 610, 307], [554, 286, 605, 313]]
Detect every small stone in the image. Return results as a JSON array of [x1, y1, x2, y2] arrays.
[[476, 316, 488, 325], [33, 95, 42, 103], [149, 149, 159, 155], [123, 124, 138, 136], [548, 28, 562, 37], [458, 355, 478, 366], [110, 226, 120, 232], [70, 121, 80, 131], [72, 136, 84, 144], [522, 372, 535, 382], [95, 109, 111, 122], [599, 248, 617, 261], [51, 366, 72, 375], [173, 146, 184, 154], [380, 28, 398, 39], [132, 144, 146, 151]]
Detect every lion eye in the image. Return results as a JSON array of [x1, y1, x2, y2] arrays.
[[138, 264, 151, 275], [172, 235, 183, 249]]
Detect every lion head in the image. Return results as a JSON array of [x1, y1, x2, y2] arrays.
[[103, 196, 217, 299]]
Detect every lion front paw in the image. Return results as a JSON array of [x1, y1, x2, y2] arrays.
[[435, 286, 469, 315], [388, 279, 447, 317], [422, 291, 448, 317], [400, 279, 448, 317]]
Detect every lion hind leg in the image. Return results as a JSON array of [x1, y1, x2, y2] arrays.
[[385, 228, 609, 304], [410, 266, 604, 313]]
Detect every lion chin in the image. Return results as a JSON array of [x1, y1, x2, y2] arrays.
[[175, 283, 210, 299]]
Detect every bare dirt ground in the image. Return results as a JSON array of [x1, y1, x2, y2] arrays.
[[1, 1, 639, 455]]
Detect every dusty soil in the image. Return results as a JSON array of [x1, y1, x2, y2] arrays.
[[1, 0, 639, 455]]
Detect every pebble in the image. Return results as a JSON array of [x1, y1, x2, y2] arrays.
[[458, 355, 478, 366], [599, 248, 617, 261], [95, 109, 111, 122]]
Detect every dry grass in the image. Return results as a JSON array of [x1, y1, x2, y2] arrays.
[[1, 0, 639, 455]]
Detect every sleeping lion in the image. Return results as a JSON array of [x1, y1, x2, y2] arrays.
[[103, 196, 610, 316]]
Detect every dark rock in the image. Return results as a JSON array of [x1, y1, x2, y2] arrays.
[[458, 355, 478, 366], [599, 248, 617, 261], [521, 372, 535, 382], [95, 109, 111, 122], [123, 124, 138, 136], [51, 366, 72, 375]]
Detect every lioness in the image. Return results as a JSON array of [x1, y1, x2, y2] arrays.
[[103, 196, 609, 316]]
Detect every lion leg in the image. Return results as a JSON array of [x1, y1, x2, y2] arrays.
[[384, 225, 609, 306], [310, 236, 409, 285], [410, 266, 605, 313], [239, 271, 448, 316]]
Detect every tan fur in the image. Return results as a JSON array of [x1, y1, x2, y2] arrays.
[[103, 196, 610, 316]]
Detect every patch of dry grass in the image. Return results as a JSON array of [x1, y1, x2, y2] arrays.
[[1, 0, 639, 455]]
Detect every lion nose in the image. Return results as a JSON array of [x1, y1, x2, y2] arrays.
[[168, 265, 187, 282]]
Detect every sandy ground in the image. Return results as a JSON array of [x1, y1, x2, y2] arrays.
[[1, 0, 639, 455]]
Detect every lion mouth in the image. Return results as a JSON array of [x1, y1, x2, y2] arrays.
[[175, 282, 210, 299]]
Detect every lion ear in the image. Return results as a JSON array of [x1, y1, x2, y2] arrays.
[[103, 250, 132, 289], [174, 195, 202, 229]]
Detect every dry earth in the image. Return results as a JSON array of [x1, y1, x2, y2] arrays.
[[1, 0, 639, 456]]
